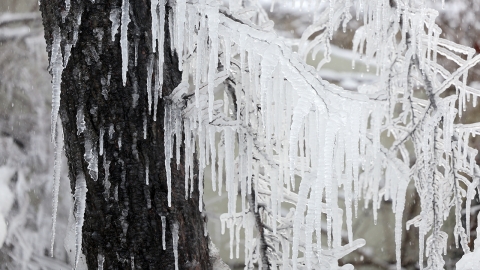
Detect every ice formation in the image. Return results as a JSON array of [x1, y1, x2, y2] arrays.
[[50, 26, 63, 142], [74, 174, 87, 269], [161, 215, 166, 250], [172, 222, 179, 270], [120, 0, 130, 86], [50, 123, 63, 256], [154, 0, 480, 268], [48, 0, 480, 268]]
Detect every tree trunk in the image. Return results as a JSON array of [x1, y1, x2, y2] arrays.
[[39, 1, 210, 269]]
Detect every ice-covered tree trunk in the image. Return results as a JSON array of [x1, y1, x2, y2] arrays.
[[39, 1, 210, 269]]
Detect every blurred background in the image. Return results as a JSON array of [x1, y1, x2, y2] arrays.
[[1, 0, 479, 269]]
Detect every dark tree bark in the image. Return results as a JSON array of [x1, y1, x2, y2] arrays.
[[39, 0, 210, 269]]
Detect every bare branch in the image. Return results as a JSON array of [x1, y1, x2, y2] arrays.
[[0, 12, 41, 27]]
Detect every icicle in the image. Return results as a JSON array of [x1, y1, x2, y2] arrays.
[[143, 113, 148, 139], [198, 127, 205, 212], [217, 135, 224, 196], [145, 157, 149, 185], [103, 154, 111, 199], [161, 216, 166, 250], [121, 0, 131, 86], [175, 110, 182, 166], [50, 26, 63, 142], [225, 128, 235, 216], [175, 0, 186, 71], [324, 119, 339, 248], [207, 6, 219, 121], [151, 0, 158, 52], [195, 4, 207, 108], [98, 254, 104, 270], [164, 105, 172, 206], [50, 122, 63, 256], [172, 222, 179, 270], [395, 179, 407, 270], [153, 0, 165, 122], [184, 120, 192, 198], [62, 0, 71, 21], [74, 173, 87, 270], [99, 127, 104, 156], [209, 126, 217, 192], [153, 55, 162, 121], [292, 176, 312, 270]]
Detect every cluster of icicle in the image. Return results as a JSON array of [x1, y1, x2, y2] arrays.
[[159, 0, 480, 269], [48, 0, 480, 269], [49, 6, 85, 269], [160, 0, 373, 268], [339, 1, 480, 269]]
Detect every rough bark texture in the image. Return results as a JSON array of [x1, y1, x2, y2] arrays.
[[40, 0, 210, 269]]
